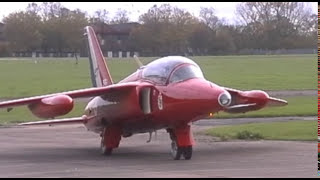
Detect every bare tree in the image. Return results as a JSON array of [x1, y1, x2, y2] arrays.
[[111, 9, 130, 24], [90, 9, 110, 24], [235, 2, 313, 32], [235, 2, 316, 50], [2, 2, 316, 57], [199, 7, 220, 30], [26, 2, 41, 14]]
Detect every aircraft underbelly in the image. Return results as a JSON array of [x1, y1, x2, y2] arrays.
[[84, 95, 146, 132]]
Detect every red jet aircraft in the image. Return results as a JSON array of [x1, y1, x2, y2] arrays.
[[0, 26, 287, 160]]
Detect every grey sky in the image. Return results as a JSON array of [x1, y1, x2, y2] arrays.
[[0, 2, 318, 24]]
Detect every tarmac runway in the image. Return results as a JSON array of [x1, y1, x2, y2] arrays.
[[0, 121, 316, 178]]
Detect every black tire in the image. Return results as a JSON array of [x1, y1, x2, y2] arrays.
[[182, 146, 192, 160], [171, 141, 183, 160], [101, 140, 113, 155]]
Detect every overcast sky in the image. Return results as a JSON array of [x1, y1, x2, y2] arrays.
[[0, 2, 318, 24]]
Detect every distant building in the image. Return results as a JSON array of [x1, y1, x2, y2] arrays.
[[0, 22, 140, 57], [0, 22, 9, 57], [0, 22, 6, 44], [91, 22, 140, 58]]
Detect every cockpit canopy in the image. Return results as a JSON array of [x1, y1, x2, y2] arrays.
[[142, 56, 204, 85]]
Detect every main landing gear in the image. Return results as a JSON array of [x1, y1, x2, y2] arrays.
[[168, 125, 194, 160], [99, 124, 194, 160], [100, 126, 122, 156]]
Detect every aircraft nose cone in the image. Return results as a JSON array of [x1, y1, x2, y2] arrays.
[[164, 78, 232, 120]]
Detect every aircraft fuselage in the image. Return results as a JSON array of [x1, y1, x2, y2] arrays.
[[83, 75, 226, 136]]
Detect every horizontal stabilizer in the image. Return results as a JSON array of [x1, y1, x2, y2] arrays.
[[224, 103, 257, 113], [266, 97, 288, 107]]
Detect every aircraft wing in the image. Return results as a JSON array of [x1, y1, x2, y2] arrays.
[[0, 82, 142, 109], [222, 87, 288, 113], [18, 116, 88, 126]]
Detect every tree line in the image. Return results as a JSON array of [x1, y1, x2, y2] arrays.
[[0, 2, 317, 57]]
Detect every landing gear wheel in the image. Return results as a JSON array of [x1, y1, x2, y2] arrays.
[[182, 146, 192, 160], [168, 128, 193, 160], [101, 139, 113, 155], [101, 129, 112, 156], [171, 140, 182, 160]]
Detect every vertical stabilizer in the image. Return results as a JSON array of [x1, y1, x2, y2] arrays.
[[85, 26, 113, 87]]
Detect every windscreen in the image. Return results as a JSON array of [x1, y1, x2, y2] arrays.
[[169, 64, 204, 84], [142, 56, 202, 85]]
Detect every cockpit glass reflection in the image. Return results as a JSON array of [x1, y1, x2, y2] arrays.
[[169, 64, 204, 84], [142, 56, 203, 85]]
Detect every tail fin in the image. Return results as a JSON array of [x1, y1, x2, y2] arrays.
[[84, 26, 113, 87]]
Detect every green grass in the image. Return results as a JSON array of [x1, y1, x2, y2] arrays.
[[204, 120, 317, 141], [212, 96, 316, 118], [0, 54, 316, 98], [196, 54, 316, 91]]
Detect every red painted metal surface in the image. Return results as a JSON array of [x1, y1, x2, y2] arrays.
[[172, 125, 194, 146], [103, 126, 122, 148], [0, 82, 142, 108], [82, 77, 227, 134], [28, 95, 74, 119], [240, 90, 269, 105], [86, 26, 113, 86]]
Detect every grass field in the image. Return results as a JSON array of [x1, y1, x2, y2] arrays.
[[0, 95, 315, 125], [0, 54, 316, 98], [204, 120, 317, 141]]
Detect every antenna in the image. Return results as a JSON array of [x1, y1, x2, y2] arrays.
[[133, 55, 143, 68]]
